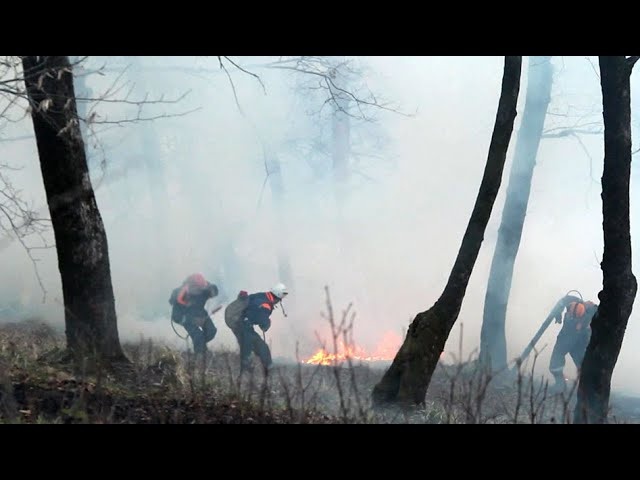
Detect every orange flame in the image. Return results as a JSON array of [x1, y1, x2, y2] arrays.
[[303, 330, 447, 366], [304, 331, 402, 365]]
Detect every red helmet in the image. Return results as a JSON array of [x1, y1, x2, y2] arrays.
[[185, 273, 208, 288]]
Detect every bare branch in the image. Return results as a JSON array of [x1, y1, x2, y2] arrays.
[[255, 150, 276, 213], [541, 127, 603, 138], [220, 56, 267, 95], [0, 55, 199, 293], [217, 56, 245, 115], [82, 107, 202, 126], [76, 89, 191, 106], [627, 56, 640, 69], [272, 62, 411, 120], [586, 57, 600, 80], [0, 171, 51, 301], [570, 131, 600, 213]]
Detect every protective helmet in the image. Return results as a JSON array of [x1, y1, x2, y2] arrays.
[[568, 301, 586, 318], [185, 273, 208, 289], [270, 282, 289, 299]]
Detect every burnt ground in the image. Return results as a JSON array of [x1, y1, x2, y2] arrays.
[[1, 319, 639, 424], [0, 319, 338, 424]]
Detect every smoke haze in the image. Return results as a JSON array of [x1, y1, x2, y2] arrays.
[[2, 56, 639, 394]]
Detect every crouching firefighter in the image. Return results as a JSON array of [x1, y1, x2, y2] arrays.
[[549, 296, 598, 393], [224, 283, 289, 374], [169, 273, 220, 356]]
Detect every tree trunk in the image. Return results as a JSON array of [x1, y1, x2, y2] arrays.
[[131, 57, 170, 208], [70, 58, 94, 169], [21, 56, 127, 366], [371, 56, 522, 408], [332, 98, 351, 219], [265, 148, 294, 289], [574, 56, 638, 424], [479, 56, 553, 372]]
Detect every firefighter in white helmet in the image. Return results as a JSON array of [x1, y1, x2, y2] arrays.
[[224, 282, 289, 374]]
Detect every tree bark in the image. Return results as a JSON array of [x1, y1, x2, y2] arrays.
[[21, 56, 127, 366], [70, 58, 94, 168], [371, 56, 522, 408], [480, 56, 553, 372], [574, 56, 637, 424]]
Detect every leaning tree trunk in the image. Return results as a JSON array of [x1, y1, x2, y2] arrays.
[[371, 56, 522, 408], [70, 58, 94, 169], [574, 56, 638, 424], [21, 56, 127, 366], [479, 56, 553, 372]]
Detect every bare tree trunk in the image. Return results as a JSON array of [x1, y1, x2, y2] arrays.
[[129, 56, 171, 235], [330, 94, 377, 329], [21, 56, 127, 366], [371, 56, 522, 408], [480, 56, 553, 372], [574, 56, 638, 424], [70, 59, 93, 167], [332, 98, 351, 219], [265, 148, 294, 289]]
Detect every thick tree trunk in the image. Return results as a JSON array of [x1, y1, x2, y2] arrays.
[[372, 57, 522, 407], [70, 59, 94, 168], [21, 56, 127, 366], [574, 56, 638, 424], [480, 56, 553, 372]]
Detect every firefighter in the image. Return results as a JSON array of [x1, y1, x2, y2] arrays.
[[549, 297, 598, 393], [169, 273, 219, 356], [224, 282, 289, 374]]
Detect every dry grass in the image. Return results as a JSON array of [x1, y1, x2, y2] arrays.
[[1, 300, 639, 424]]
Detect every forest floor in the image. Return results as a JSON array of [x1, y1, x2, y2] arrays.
[[1, 318, 639, 424]]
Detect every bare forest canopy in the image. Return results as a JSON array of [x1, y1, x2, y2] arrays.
[[2, 55, 640, 396]]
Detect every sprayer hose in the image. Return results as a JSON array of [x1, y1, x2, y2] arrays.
[[171, 319, 190, 340]]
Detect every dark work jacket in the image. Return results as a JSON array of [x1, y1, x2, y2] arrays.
[[244, 291, 278, 332], [170, 285, 215, 324], [561, 301, 598, 336]]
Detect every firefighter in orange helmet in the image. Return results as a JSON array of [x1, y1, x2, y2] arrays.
[[169, 273, 219, 355], [549, 297, 598, 393]]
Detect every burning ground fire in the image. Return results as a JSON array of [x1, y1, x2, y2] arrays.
[[302, 331, 447, 366], [303, 331, 402, 366]]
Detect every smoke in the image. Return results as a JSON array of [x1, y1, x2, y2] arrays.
[[2, 56, 640, 395]]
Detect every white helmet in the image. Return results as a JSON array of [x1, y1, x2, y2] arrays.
[[270, 282, 289, 299]]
